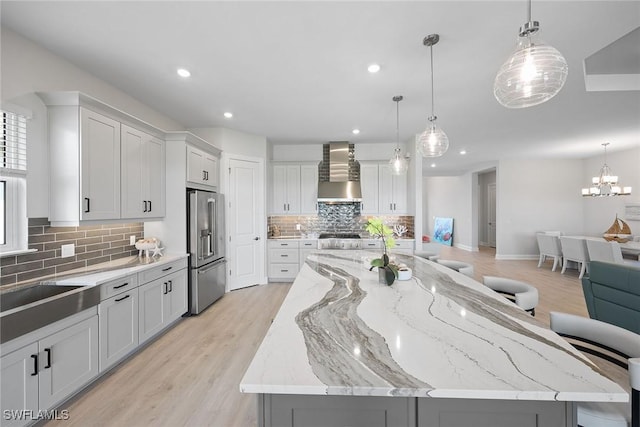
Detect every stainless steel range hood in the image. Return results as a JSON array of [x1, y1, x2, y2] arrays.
[[317, 142, 362, 202]]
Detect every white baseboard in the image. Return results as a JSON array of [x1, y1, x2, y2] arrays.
[[454, 243, 478, 252], [495, 254, 539, 261]]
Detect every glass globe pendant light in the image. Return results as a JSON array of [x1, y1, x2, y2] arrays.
[[417, 34, 449, 158], [494, 0, 568, 108], [388, 95, 410, 175]]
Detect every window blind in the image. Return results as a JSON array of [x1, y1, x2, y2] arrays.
[[1, 110, 27, 174]]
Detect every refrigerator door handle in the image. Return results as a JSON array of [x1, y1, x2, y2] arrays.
[[208, 197, 216, 258]]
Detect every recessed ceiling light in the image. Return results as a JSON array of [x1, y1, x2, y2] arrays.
[[367, 64, 380, 73], [431, 163, 436, 168], [352, 129, 360, 135], [223, 112, 233, 119], [459, 150, 467, 155], [177, 68, 191, 78]]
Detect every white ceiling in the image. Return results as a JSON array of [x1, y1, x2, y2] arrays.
[[1, 1, 639, 175]]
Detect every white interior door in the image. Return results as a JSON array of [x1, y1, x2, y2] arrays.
[[226, 156, 265, 291], [488, 183, 497, 248]]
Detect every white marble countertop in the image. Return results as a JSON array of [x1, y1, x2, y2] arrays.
[[51, 253, 189, 287], [240, 251, 627, 402]]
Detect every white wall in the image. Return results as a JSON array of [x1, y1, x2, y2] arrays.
[[1, 28, 185, 218], [496, 158, 584, 259], [423, 174, 473, 251], [581, 145, 640, 235]]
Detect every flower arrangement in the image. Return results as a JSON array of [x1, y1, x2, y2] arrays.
[[365, 218, 398, 285]]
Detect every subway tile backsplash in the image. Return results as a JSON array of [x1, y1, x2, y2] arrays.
[[0, 218, 144, 289]]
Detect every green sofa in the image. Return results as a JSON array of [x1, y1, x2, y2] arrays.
[[582, 260, 640, 334]]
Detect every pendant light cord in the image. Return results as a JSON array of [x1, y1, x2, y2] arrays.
[[396, 99, 400, 149], [527, 0, 532, 23], [430, 44, 435, 119]]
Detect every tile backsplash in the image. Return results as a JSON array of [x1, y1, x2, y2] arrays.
[[268, 212, 414, 239], [0, 218, 144, 289]]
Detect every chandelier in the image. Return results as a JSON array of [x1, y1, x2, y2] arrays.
[[388, 95, 410, 175], [582, 143, 632, 197], [494, 0, 568, 108], [417, 34, 449, 157]]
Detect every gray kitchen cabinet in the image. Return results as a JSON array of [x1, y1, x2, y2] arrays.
[[37, 316, 99, 410], [359, 162, 380, 215], [121, 124, 166, 219], [0, 311, 99, 425], [0, 342, 39, 427], [186, 145, 219, 190], [138, 268, 187, 345], [98, 288, 139, 372]]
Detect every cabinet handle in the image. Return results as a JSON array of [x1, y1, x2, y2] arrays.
[[283, 203, 286, 211], [202, 170, 206, 181], [280, 269, 289, 272], [148, 200, 152, 212], [168, 280, 173, 293], [163, 282, 168, 295], [115, 294, 130, 302], [84, 197, 90, 213], [143, 200, 148, 212], [281, 254, 288, 257], [287, 203, 290, 211], [162, 266, 173, 272], [113, 282, 129, 289], [44, 348, 52, 369], [281, 243, 288, 246], [31, 354, 38, 376]]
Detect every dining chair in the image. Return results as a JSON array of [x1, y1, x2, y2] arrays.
[[586, 239, 625, 263], [482, 276, 539, 316], [436, 259, 474, 278], [550, 312, 640, 427], [559, 236, 590, 279], [536, 233, 563, 271]]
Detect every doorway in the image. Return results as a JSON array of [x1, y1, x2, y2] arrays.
[[477, 169, 497, 249]]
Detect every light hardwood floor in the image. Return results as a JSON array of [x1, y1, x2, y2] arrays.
[[46, 247, 605, 427]]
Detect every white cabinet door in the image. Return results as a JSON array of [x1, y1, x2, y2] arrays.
[[80, 109, 121, 220], [187, 145, 218, 189], [285, 166, 301, 213], [378, 164, 407, 214], [360, 163, 379, 214], [145, 136, 166, 217], [38, 316, 99, 410], [271, 165, 288, 214], [0, 342, 39, 427], [164, 270, 188, 324], [121, 126, 165, 219], [300, 164, 318, 214], [138, 279, 165, 345], [99, 289, 139, 372]]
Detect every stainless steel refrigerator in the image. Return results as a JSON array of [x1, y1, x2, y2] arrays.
[[187, 189, 226, 314]]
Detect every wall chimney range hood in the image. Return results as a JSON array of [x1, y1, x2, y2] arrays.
[[317, 142, 362, 202]]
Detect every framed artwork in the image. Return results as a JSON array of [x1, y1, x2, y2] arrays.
[[434, 217, 454, 246]]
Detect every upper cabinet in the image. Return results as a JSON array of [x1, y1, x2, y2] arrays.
[[186, 145, 219, 190], [270, 163, 318, 215], [121, 125, 166, 219], [39, 91, 167, 226], [360, 161, 407, 215]]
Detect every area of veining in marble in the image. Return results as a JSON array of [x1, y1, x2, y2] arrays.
[[240, 251, 627, 402]]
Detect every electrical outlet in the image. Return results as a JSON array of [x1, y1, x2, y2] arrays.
[[130, 235, 136, 245], [296, 224, 301, 231], [61, 244, 75, 258]]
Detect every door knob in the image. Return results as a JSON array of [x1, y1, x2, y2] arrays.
[[254, 237, 260, 241]]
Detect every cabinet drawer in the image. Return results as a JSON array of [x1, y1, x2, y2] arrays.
[[268, 240, 300, 249], [299, 240, 318, 249], [270, 249, 299, 263], [362, 240, 382, 249], [138, 258, 187, 284], [394, 240, 415, 250], [268, 263, 300, 279], [100, 274, 138, 300]]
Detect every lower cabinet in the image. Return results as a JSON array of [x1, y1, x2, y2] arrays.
[[99, 288, 139, 372], [138, 269, 187, 345], [0, 313, 98, 427]]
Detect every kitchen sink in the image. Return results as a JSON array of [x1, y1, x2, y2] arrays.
[[0, 283, 100, 344]]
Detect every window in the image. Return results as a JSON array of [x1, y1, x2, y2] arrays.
[[1, 109, 28, 254]]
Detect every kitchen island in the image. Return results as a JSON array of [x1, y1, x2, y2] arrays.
[[240, 251, 627, 427]]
